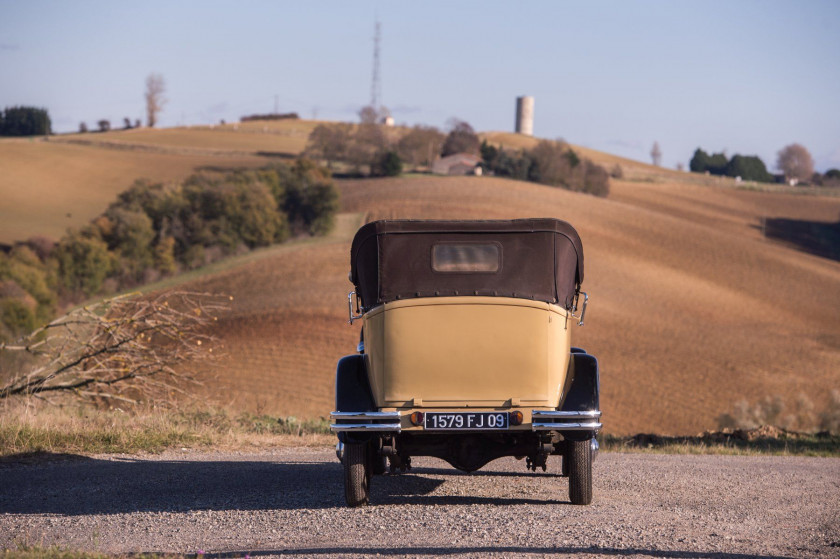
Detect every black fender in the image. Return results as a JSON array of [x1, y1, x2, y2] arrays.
[[560, 352, 600, 441], [334, 354, 376, 443]]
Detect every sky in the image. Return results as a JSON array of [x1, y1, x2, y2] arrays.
[[2, 0, 839, 171]]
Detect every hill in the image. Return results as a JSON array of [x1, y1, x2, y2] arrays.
[[176, 174, 840, 435], [0, 119, 320, 244], [0, 138, 269, 243], [3, 122, 839, 435]]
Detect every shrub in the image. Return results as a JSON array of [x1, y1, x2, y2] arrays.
[[610, 164, 624, 179], [582, 161, 610, 197], [0, 296, 36, 340], [102, 208, 155, 283], [153, 236, 177, 274], [53, 231, 113, 297], [280, 159, 339, 236], [0, 248, 56, 324], [371, 151, 403, 177]]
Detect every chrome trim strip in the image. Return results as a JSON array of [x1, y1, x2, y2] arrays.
[[330, 423, 402, 432], [330, 411, 402, 433], [532, 410, 601, 419], [532, 421, 602, 431], [330, 411, 401, 420]]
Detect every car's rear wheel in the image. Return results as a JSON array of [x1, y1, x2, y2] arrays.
[[568, 438, 593, 505], [344, 442, 371, 507]]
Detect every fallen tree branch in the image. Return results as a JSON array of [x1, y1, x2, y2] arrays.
[[0, 291, 229, 405]]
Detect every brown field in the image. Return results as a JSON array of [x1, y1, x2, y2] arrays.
[[176, 174, 840, 435], [61, 118, 319, 154], [4, 123, 839, 435], [0, 138, 270, 243]]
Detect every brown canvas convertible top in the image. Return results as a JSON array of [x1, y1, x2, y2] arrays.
[[350, 219, 584, 310]]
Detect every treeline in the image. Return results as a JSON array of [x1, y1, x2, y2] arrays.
[[481, 140, 610, 197], [305, 121, 406, 177], [0, 106, 51, 136], [0, 159, 338, 341], [240, 112, 299, 122], [305, 117, 609, 196], [689, 148, 773, 182]]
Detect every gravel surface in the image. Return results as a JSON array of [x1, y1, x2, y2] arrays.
[[1, 449, 838, 558]]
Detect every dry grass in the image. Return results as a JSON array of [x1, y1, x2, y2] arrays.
[[0, 400, 332, 460], [61, 119, 319, 155]]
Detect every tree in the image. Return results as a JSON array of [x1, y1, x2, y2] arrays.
[[776, 143, 814, 183], [305, 123, 352, 168], [724, 155, 772, 182], [358, 105, 377, 124], [279, 159, 339, 236], [145, 73, 166, 128], [0, 106, 51, 136], [650, 142, 662, 166], [689, 148, 710, 173], [690, 148, 727, 175], [347, 123, 387, 171], [398, 125, 445, 169], [441, 119, 479, 157], [79, 122, 88, 133], [97, 119, 111, 132], [826, 169, 840, 180]]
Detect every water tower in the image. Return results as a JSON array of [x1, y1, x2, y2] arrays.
[[515, 96, 534, 136]]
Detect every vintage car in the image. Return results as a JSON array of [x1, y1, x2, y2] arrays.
[[331, 219, 601, 507]]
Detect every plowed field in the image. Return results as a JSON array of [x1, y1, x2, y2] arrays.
[[181, 175, 840, 435]]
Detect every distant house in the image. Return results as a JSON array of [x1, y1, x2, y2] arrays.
[[432, 153, 482, 176]]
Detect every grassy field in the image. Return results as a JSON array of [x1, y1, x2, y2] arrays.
[[3, 122, 840, 437]]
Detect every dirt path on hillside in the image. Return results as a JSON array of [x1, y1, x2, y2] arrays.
[[2, 450, 838, 558]]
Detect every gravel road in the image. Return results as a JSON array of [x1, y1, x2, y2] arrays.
[[1, 448, 838, 558]]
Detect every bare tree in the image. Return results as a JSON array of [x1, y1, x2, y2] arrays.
[[145, 73, 166, 128], [650, 141, 662, 167], [776, 143, 814, 183], [358, 105, 378, 125], [397, 125, 445, 169], [441, 119, 479, 157], [305, 123, 353, 168], [0, 291, 227, 404]]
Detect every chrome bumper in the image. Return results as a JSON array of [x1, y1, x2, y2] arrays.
[[531, 410, 602, 432], [330, 411, 402, 433]]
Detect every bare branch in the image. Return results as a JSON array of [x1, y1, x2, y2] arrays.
[[0, 291, 228, 404]]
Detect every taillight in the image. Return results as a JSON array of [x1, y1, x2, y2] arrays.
[[509, 410, 524, 426], [410, 411, 425, 426]]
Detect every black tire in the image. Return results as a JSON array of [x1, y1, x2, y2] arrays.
[[344, 442, 371, 507], [568, 438, 593, 505]]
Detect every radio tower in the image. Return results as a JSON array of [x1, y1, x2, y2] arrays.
[[370, 19, 382, 114]]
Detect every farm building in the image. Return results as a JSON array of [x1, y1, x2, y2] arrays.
[[431, 153, 482, 176]]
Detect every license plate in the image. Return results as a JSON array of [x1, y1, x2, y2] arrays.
[[424, 412, 509, 430]]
